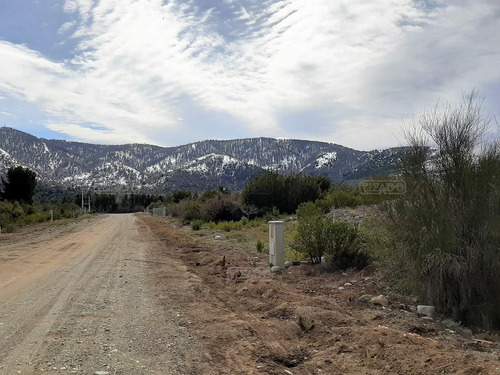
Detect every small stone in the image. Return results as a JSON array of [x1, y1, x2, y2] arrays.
[[215, 235, 223, 240], [338, 287, 345, 291], [370, 295, 389, 307], [455, 326, 473, 337], [417, 305, 435, 318], [271, 265, 282, 273], [344, 282, 352, 287], [284, 261, 292, 268], [358, 294, 373, 302], [94, 372, 110, 375]]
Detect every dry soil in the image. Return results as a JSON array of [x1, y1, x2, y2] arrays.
[[0, 213, 499, 374]]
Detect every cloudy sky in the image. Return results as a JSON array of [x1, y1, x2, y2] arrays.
[[0, 0, 499, 150]]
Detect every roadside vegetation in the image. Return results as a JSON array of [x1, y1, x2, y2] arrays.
[[0, 166, 84, 232], [158, 176, 388, 272], [153, 91, 499, 331]]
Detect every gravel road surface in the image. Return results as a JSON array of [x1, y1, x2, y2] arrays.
[[0, 214, 209, 375]]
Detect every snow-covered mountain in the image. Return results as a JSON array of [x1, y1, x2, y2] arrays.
[[0, 127, 403, 192]]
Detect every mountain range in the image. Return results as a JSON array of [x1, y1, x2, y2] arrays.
[[0, 127, 403, 194]]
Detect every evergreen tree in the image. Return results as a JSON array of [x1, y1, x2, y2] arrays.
[[0, 166, 37, 204]]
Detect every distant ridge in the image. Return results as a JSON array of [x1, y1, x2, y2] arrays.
[[0, 127, 403, 193]]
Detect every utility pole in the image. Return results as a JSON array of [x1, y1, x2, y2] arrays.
[[81, 189, 91, 214]]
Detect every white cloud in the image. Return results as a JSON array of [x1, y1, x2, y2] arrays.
[[0, 0, 498, 148], [58, 21, 76, 35]]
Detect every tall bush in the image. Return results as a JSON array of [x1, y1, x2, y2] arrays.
[[315, 187, 362, 212], [386, 91, 500, 329], [200, 194, 243, 222], [328, 221, 368, 270], [292, 202, 333, 264], [292, 202, 367, 269]]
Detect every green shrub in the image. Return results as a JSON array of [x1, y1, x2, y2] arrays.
[[168, 200, 201, 221], [326, 221, 369, 270], [385, 91, 500, 329], [219, 221, 243, 232], [19, 212, 51, 225], [292, 202, 333, 264], [292, 202, 368, 269], [191, 220, 203, 230], [200, 194, 242, 223], [0, 201, 25, 229], [316, 189, 362, 212], [263, 207, 280, 222], [256, 240, 264, 253]]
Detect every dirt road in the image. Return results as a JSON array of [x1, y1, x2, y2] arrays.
[[0, 214, 209, 374]]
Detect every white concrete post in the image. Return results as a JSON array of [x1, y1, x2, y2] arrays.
[[269, 221, 285, 269], [50, 210, 54, 222]]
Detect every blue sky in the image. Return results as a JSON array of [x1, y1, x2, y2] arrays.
[[0, 0, 499, 150]]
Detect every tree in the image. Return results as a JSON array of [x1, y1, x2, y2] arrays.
[[386, 91, 500, 329], [242, 172, 331, 213], [0, 166, 37, 204]]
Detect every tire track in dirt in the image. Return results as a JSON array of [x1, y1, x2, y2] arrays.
[[0, 214, 212, 375], [0, 215, 122, 370]]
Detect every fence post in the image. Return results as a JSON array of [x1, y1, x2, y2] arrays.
[[268, 221, 285, 269]]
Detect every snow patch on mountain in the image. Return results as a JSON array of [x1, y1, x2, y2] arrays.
[[316, 152, 338, 169], [196, 153, 241, 165], [185, 154, 242, 174], [145, 156, 179, 173], [63, 173, 92, 182]]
